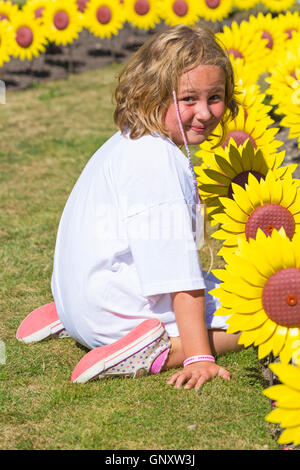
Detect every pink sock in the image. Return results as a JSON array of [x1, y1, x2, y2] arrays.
[[150, 348, 170, 374]]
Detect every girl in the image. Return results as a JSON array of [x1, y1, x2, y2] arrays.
[[17, 24, 242, 390]]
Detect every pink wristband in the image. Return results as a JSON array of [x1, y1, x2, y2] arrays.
[[183, 355, 215, 367]]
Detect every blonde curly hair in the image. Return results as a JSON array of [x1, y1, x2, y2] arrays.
[[114, 24, 239, 143]]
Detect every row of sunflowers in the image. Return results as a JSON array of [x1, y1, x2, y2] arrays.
[[0, 0, 299, 64], [189, 7, 300, 447]]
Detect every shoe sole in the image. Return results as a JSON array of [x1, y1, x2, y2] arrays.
[[71, 318, 165, 383], [16, 302, 64, 343]]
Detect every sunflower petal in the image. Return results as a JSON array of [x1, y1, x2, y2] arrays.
[[204, 169, 233, 186], [270, 180, 283, 204], [243, 183, 262, 209], [240, 238, 274, 278], [288, 198, 300, 215], [281, 236, 296, 268], [280, 184, 297, 209], [272, 326, 288, 357], [214, 307, 232, 317], [259, 178, 272, 204], [198, 184, 229, 196], [240, 140, 255, 170], [212, 213, 233, 225], [232, 184, 254, 213], [269, 363, 300, 392], [254, 318, 277, 346], [278, 427, 300, 446], [228, 144, 245, 173], [279, 329, 300, 364], [282, 411, 300, 429], [238, 328, 260, 347], [214, 154, 238, 179], [263, 384, 300, 409], [219, 221, 246, 233], [265, 407, 289, 424], [234, 298, 262, 314], [224, 279, 263, 299], [258, 334, 277, 360], [226, 314, 250, 333], [225, 257, 267, 286]]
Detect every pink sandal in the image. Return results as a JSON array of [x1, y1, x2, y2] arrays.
[[16, 302, 68, 343], [71, 318, 170, 383]]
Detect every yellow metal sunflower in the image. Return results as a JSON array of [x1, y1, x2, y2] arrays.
[[276, 55, 300, 148], [210, 228, 300, 363], [160, 0, 200, 26], [212, 170, 300, 257], [0, 0, 19, 23], [246, 12, 286, 71], [264, 363, 300, 446], [280, 99, 300, 149], [261, 0, 296, 12], [10, 10, 47, 61], [83, 0, 125, 38], [265, 43, 300, 110], [274, 11, 300, 44], [42, 0, 83, 46], [232, 59, 274, 121], [216, 21, 267, 81], [22, 0, 48, 22], [197, 0, 233, 22], [0, 18, 14, 66], [123, 0, 163, 30], [197, 104, 283, 157], [195, 140, 295, 220], [232, 57, 256, 90]]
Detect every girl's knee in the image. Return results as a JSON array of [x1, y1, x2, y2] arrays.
[[208, 329, 242, 356]]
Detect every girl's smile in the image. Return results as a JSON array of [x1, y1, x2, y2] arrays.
[[164, 64, 226, 146]]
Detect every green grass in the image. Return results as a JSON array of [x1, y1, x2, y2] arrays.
[[0, 63, 279, 450]]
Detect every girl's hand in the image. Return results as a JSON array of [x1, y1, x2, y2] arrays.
[[167, 362, 230, 390]]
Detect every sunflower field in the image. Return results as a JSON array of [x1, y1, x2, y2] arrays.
[[1, 0, 300, 451], [187, 4, 300, 447]]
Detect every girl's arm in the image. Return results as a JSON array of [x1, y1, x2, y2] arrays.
[[167, 289, 230, 390]]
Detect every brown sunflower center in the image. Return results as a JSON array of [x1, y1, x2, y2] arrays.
[[285, 28, 297, 39], [34, 7, 44, 18], [76, 0, 89, 13], [261, 30, 273, 49], [291, 71, 297, 81], [53, 11, 69, 30], [262, 268, 300, 327], [245, 204, 295, 241], [172, 0, 188, 16], [134, 0, 150, 15], [205, 0, 220, 8], [222, 130, 257, 149], [96, 6, 112, 24], [227, 48, 243, 59], [227, 170, 264, 199], [16, 26, 33, 48]]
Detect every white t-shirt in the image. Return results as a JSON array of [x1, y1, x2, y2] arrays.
[[51, 132, 206, 349]]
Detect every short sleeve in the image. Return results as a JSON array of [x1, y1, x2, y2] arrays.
[[112, 134, 196, 219], [125, 199, 206, 296]]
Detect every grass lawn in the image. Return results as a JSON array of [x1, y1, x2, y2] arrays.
[[0, 62, 279, 450]]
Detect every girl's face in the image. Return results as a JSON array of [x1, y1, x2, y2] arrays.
[[164, 64, 226, 146]]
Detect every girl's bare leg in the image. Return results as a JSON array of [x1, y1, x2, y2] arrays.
[[162, 330, 242, 370]]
